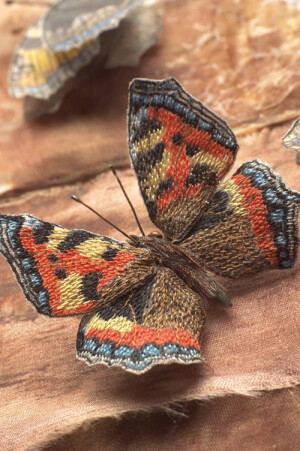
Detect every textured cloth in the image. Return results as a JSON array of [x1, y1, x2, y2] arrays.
[[0, 150, 299, 449], [0, 0, 300, 448], [40, 388, 300, 451]]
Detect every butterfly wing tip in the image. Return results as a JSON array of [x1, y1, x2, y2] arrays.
[[240, 160, 300, 197], [129, 77, 180, 94]]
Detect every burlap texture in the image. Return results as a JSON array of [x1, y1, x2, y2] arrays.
[[39, 388, 300, 451], [0, 0, 299, 196], [0, 0, 299, 449], [1, 126, 299, 449]]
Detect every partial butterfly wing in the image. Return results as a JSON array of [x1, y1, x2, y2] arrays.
[[42, 0, 140, 52], [282, 117, 300, 152], [0, 214, 205, 372], [102, 2, 162, 69], [128, 78, 239, 242], [181, 160, 300, 277], [8, 18, 100, 101], [0, 215, 155, 316], [77, 267, 205, 373]]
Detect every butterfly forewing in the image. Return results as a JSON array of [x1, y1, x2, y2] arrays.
[[128, 78, 239, 241], [0, 215, 155, 316]]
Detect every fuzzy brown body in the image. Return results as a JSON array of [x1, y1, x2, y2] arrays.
[[129, 234, 231, 307]]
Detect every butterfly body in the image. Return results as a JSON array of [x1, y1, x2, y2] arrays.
[[129, 234, 230, 307], [1, 78, 299, 374]]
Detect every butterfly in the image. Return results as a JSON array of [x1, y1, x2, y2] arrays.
[[1, 78, 299, 374], [282, 117, 300, 165], [8, 0, 161, 119]]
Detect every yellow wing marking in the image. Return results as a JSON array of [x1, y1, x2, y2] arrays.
[[46, 227, 69, 251], [87, 315, 133, 333], [76, 238, 128, 260], [192, 151, 231, 177], [223, 179, 247, 215], [58, 272, 86, 311], [143, 148, 171, 202], [134, 127, 165, 154]]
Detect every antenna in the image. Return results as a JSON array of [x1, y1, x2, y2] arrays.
[[110, 165, 145, 236], [71, 195, 132, 241]]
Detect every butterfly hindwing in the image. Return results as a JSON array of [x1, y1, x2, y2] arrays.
[[0, 214, 155, 317], [128, 78, 239, 241], [182, 160, 300, 277], [77, 267, 205, 373]]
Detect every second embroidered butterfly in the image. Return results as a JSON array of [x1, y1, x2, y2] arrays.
[[1, 78, 299, 373]]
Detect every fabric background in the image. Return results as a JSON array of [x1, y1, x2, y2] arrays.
[[0, 0, 299, 450]]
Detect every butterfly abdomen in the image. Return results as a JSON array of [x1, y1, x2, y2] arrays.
[[131, 235, 230, 307]]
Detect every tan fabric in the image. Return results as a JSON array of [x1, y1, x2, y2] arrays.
[[1, 126, 299, 449], [35, 388, 299, 451], [0, 0, 299, 197], [0, 0, 299, 449]]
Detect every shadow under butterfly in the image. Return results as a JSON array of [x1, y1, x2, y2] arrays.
[[8, 0, 162, 120]]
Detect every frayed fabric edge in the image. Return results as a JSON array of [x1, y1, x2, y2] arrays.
[[26, 375, 300, 451]]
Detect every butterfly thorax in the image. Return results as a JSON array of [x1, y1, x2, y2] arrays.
[[129, 234, 230, 307]]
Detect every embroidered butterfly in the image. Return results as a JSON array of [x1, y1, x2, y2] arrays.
[[282, 117, 300, 165], [8, 0, 160, 119], [1, 78, 299, 373]]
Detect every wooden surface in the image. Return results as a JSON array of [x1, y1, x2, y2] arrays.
[[0, 0, 300, 450]]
